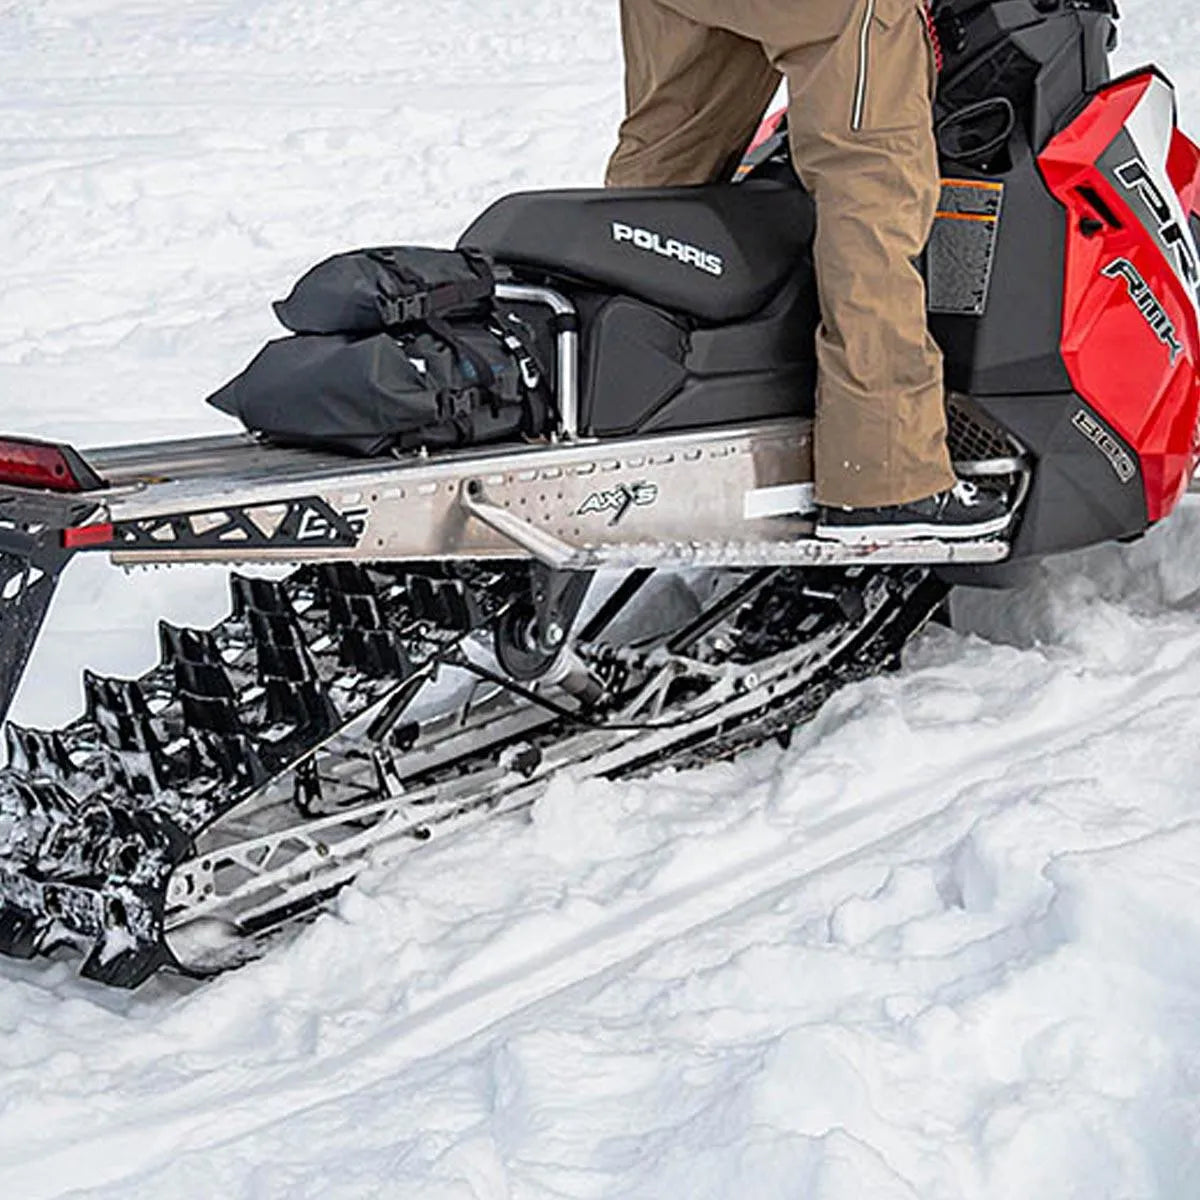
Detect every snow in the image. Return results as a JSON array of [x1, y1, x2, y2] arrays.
[[2, 1, 1200, 1197]]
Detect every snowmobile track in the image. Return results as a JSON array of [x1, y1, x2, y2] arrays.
[[0, 560, 946, 985]]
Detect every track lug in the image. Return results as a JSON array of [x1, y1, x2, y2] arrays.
[[167, 652, 265, 787], [251, 613, 320, 682], [0, 775, 70, 863], [230, 573, 293, 619], [264, 679, 337, 734], [80, 929, 173, 989], [5, 724, 73, 781], [242, 607, 339, 736], [318, 563, 369, 594], [159, 621, 223, 669], [187, 723, 266, 788], [329, 591, 384, 630], [84, 671, 154, 723], [338, 628, 413, 680], [0, 909, 42, 960], [408, 575, 486, 633], [82, 673, 170, 796], [321, 568, 412, 678]]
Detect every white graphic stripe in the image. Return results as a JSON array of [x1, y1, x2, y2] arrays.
[[852, 0, 876, 132], [1123, 75, 1200, 320]]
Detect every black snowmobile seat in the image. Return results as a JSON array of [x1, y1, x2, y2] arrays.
[[458, 181, 815, 324]]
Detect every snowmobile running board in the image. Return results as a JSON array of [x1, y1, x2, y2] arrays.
[[1, 417, 1015, 572]]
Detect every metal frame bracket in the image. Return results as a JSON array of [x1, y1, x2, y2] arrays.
[[460, 479, 593, 569]]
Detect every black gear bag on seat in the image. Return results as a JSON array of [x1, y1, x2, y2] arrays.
[[272, 247, 495, 335], [208, 245, 550, 456], [208, 318, 548, 457]]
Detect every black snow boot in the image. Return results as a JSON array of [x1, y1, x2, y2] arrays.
[[815, 480, 1010, 545]]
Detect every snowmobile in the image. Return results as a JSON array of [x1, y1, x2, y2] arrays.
[[0, 0, 1195, 987]]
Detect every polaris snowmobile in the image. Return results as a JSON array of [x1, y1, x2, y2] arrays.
[[0, 0, 1195, 987]]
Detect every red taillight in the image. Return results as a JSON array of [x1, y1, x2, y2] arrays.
[[0, 438, 100, 494], [62, 523, 115, 550]]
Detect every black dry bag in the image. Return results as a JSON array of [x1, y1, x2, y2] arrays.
[[207, 317, 547, 457], [272, 246, 494, 335]]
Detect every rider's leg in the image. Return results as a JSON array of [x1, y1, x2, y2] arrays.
[[606, 0, 780, 188], [763, 0, 956, 508]]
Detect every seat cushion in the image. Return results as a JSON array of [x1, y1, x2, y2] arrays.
[[458, 180, 815, 324]]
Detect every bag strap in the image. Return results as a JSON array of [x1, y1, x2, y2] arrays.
[[377, 250, 495, 327], [490, 311, 545, 393], [489, 310, 551, 435], [425, 317, 501, 414]]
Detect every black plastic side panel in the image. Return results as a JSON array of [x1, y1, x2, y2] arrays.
[[638, 369, 810, 436], [583, 300, 690, 436], [976, 392, 1148, 559], [583, 270, 818, 437], [927, 8, 1118, 398], [928, 143, 1072, 397]]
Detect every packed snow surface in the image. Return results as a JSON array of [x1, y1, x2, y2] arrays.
[[2, 2, 1200, 1197]]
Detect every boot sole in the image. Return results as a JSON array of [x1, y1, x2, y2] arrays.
[[813, 512, 1013, 546]]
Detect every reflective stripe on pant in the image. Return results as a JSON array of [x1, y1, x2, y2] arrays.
[[606, 0, 956, 508]]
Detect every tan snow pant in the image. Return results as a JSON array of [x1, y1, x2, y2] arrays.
[[606, 0, 956, 508]]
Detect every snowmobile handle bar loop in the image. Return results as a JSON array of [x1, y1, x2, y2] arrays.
[[494, 282, 582, 442]]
